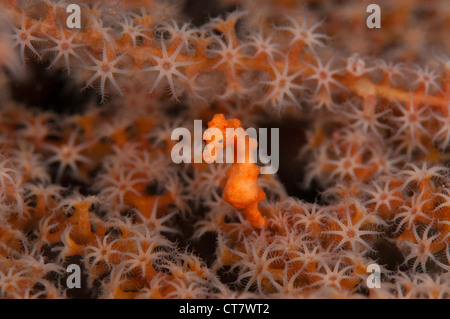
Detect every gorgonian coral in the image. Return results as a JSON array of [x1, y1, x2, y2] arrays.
[[0, 0, 449, 299]]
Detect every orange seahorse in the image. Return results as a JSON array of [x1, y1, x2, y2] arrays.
[[203, 114, 268, 228]]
